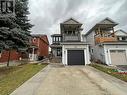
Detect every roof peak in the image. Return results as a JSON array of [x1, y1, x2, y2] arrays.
[[115, 29, 127, 34], [62, 18, 82, 24], [97, 17, 118, 25]]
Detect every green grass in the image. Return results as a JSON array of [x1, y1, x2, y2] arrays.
[[0, 63, 47, 95], [90, 64, 127, 82]]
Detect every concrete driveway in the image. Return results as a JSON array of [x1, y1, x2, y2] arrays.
[[37, 66, 109, 95], [11, 63, 127, 95]]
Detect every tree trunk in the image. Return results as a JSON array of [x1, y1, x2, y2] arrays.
[[7, 49, 11, 67]]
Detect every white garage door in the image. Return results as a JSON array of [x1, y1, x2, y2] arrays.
[[110, 50, 127, 65]]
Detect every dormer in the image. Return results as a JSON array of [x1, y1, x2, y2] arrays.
[[60, 18, 83, 42]]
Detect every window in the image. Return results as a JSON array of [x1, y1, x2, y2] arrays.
[[110, 50, 116, 53], [53, 37, 55, 42], [64, 31, 67, 34], [122, 37, 126, 41], [91, 49, 94, 54], [68, 31, 72, 35], [0, 0, 14, 14], [7, 1, 13, 13], [1, 1, 6, 13], [56, 37, 58, 42], [118, 50, 125, 53], [0, 51, 2, 58], [57, 48, 61, 56], [33, 38, 36, 42], [117, 37, 120, 41], [59, 37, 61, 42]]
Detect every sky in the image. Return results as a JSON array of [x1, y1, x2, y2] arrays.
[[28, 0, 127, 43]]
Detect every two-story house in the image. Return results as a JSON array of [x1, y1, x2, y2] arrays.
[[51, 18, 90, 65], [85, 17, 127, 66], [29, 34, 49, 61]]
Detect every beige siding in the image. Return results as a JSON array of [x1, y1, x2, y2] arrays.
[[86, 31, 95, 46], [110, 50, 127, 65]]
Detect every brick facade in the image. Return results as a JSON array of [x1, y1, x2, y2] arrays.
[[0, 50, 21, 63], [0, 35, 49, 63], [31, 35, 49, 58]]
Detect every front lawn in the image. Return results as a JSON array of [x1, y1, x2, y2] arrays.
[[0, 63, 47, 95], [90, 64, 127, 82]]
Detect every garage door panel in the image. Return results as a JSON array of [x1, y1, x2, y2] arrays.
[[110, 50, 127, 65], [67, 50, 85, 65]]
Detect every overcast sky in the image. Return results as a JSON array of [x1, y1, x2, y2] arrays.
[[28, 0, 127, 43]]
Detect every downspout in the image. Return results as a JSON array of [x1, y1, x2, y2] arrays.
[[37, 38, 40, 60], [32, 48, 35, 60]]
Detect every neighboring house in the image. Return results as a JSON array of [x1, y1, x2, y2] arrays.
[[115, 30, 127, 41], [29, 34, 49, 61], [85, 17, 127, 66], [51, 18, 90, 65], [0, 34, 49, 63]]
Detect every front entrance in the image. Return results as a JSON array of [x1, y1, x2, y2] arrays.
[[67, 50, 85, 65]]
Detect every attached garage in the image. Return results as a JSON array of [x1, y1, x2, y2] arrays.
[[110, 50, 127, 65], [67, 50, 85, 65], [61, 42, 90, 66]]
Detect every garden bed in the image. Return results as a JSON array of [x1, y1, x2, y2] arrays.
[[90, 64, 127, 82]]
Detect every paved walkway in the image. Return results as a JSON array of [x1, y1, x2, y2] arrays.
[[11, 64, 127, 95]]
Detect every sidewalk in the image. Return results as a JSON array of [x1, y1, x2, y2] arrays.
[[10, 65, 51, 95]]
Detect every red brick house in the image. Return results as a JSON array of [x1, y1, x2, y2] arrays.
[[0, 34, 49, 63], [29, 34, 49, 61]]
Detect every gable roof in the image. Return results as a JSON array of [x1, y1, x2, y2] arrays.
[[85, 17, 118, 36], [97, 17, 118, 25], [62, 18, 82, 25], [115, 29, 127, 36], [32, 34, 49, 45], [51, 34, 61, 37]]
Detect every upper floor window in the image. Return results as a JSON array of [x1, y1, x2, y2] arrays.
[[64, 30, 77, 35], [122, 37, 126, 41], [0, 0, 14, 14], [117, 37, 120, 41], [33, 38, 36, 42], [53, 36, 61, 43]]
